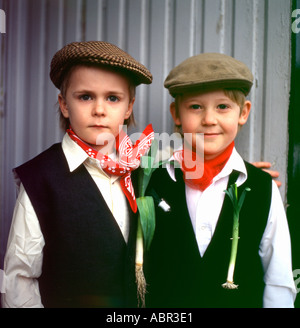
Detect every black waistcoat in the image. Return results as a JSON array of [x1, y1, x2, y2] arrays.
[[144, 162, 272, 308], [14, 143, 138, 308]]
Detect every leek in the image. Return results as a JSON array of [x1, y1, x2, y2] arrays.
[[222, 183, 250, 289], [135, 139, 168, 307]]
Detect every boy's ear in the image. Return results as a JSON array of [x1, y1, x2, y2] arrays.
[[170, 102, 181, 126], [125, 97, 135, 119], [58, 94, 69, 118], [238, 100, 251, 126]]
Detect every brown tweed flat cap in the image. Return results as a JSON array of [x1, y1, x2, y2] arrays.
[[50, 41, 152, 89], [164, 53, 253, 97]]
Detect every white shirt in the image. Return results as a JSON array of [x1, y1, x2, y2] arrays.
[[1, 134, 130, 308], [167, 147, 297, 308]]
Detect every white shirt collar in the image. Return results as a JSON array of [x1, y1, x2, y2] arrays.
[[62, 133, 90, 172], [166, 146, 247, 186], [214, 147, 247, 186], [61, 133, 120, 183]]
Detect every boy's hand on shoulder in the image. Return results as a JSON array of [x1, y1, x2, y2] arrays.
[[251, 162, 281, 187]]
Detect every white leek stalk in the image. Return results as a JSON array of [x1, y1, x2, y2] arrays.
[[135, 219, 146, 307], [222, 205, 239, 289], [135, 196, 155, 307], [222, 183, 250, 289]]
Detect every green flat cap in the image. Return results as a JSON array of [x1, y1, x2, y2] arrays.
[[164, 53, 253, 97], [50, 41, 153, 89]]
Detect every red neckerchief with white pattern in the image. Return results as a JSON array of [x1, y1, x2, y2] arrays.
[[67, 125, 154, 213]]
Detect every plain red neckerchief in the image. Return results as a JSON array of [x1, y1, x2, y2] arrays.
[[67, 125, 154, 213], [173, 141, 235, 191]]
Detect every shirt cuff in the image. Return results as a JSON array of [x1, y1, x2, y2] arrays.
[[263, 284, 296, 308]]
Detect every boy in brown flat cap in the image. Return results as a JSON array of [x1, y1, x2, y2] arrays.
[[2, 41, 153, 308], [145, 53, 296, 308]]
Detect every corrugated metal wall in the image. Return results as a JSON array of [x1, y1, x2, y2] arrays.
[[0, 0, 292, 262]]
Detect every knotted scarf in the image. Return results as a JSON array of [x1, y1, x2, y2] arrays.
[[173, 141, 234, 191], [67, 125, 154, 212]]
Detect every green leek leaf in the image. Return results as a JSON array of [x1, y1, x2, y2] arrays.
[[136, 196, 156, 250]]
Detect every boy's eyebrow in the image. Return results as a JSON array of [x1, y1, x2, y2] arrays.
[[72, 89, 94, 94], [72, 89, 126, 95], [214, 98, 233, 102], [183, 96, 233, 102]]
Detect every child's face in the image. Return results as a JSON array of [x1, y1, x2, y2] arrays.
[[170, 89, 251, 160], [58, 65, 134, 152]]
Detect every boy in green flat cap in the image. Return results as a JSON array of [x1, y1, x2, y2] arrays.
[[145, 53, 296, 308]]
